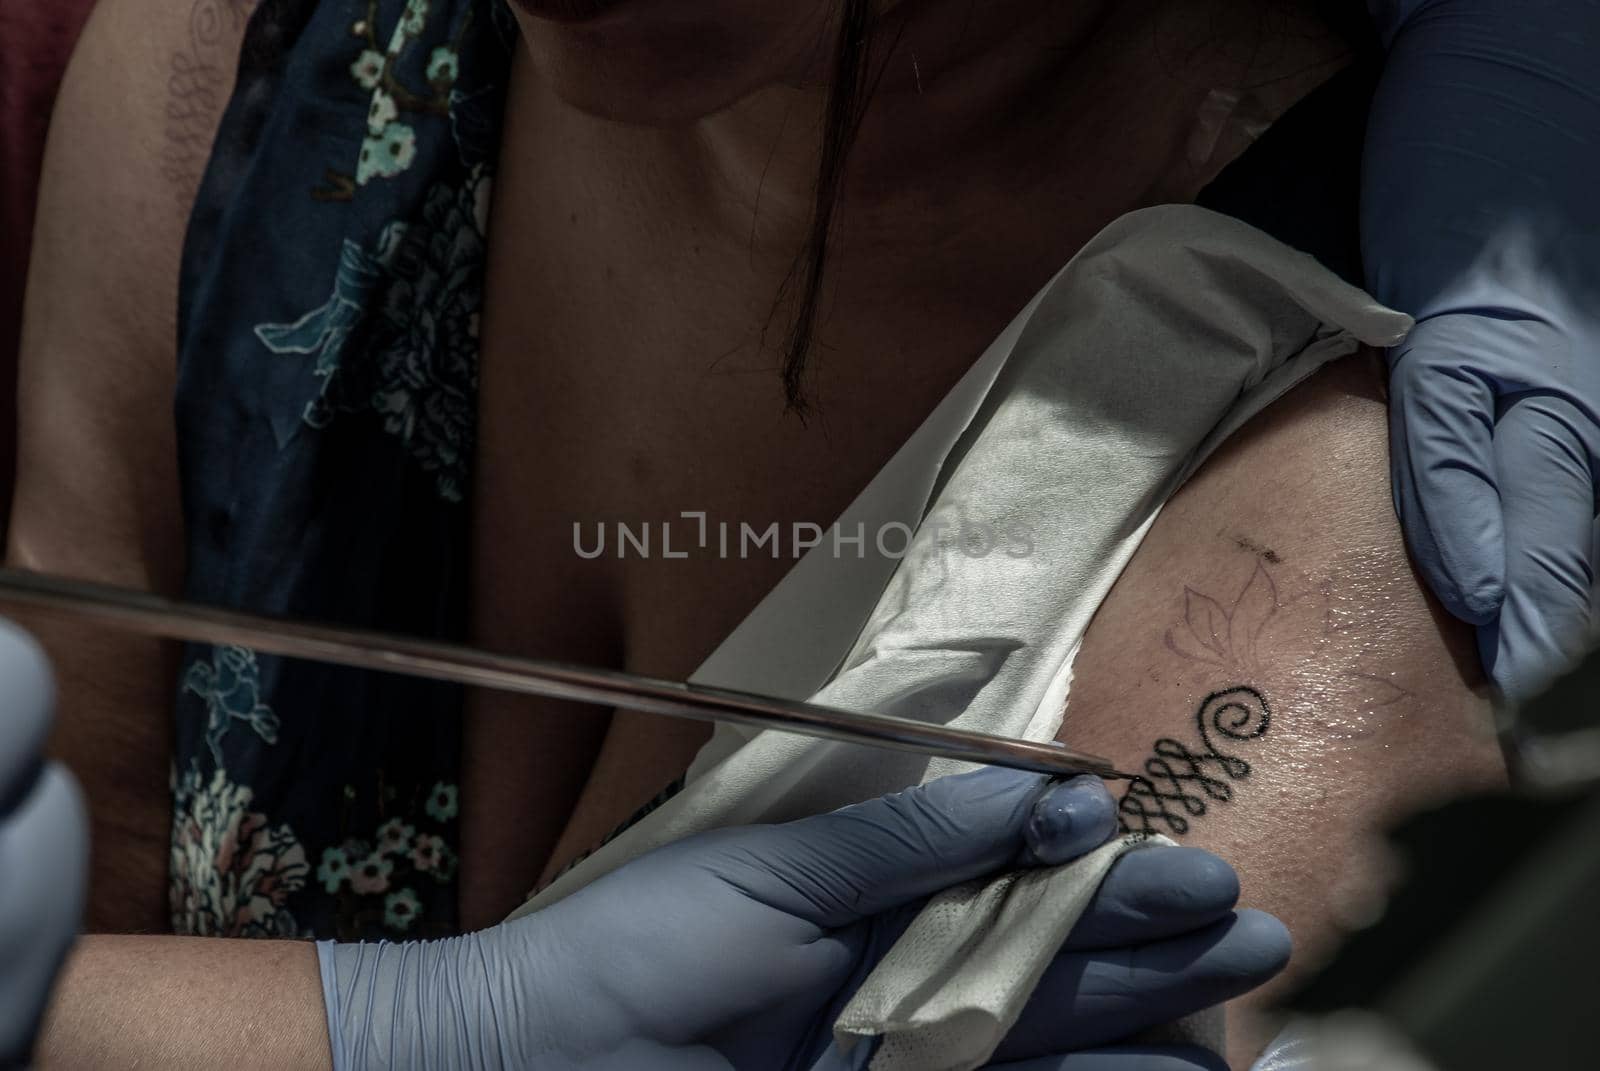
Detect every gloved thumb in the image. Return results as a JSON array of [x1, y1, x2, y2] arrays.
[[0, 765, 88, 1065], [0, 618, 55, 815], [714, 767, 1117, 929]]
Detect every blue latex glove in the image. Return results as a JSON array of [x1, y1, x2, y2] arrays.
[[319, 768, 1288, 1071], [1364, 0, 1600, 700], [0, 618, 88, 1068]]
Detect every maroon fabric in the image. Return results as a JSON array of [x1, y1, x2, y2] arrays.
[[0, 0, 99, 534]]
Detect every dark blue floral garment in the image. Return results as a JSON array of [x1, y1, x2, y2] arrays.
[[170, 0, 516, 940]]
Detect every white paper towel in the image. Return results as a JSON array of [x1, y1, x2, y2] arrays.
[[835, 833, 1181, 1070]]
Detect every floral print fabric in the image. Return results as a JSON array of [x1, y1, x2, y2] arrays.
[[169, 765, 309, 938], [171, 0, 516, 940]]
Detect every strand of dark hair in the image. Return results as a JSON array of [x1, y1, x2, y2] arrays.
[[769, 0, 878, 419], [773, 0, 1374, 418]]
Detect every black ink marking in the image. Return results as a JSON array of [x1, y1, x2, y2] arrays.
[[161, 0, 258, 209], [1233, 534, 1282, 564], [1117, 685, 1270, 836]]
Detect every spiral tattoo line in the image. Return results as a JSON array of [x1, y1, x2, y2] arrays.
[[161, 0, 258, 208], [1117, 685, 1271, 836]]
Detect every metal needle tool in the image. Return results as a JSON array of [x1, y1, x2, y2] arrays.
[[0, 568, 1135, 780]]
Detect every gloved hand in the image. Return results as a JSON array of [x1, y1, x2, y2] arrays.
[[0, 618, 89, 1067], [1364, 0, 1600, 701], [320, 768, 1289, 1071]]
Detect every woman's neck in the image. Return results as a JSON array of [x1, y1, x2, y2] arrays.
[[684, 0, 1121, 230], [498, 0, 1350, 327], [510, 0, 1345, 251]]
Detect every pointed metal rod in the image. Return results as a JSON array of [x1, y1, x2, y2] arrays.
[[0, 567, 1136, 781]]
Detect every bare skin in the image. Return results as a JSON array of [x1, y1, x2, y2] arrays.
[[1063, 355, 1507, 1066], [38, 937, 330, 1070]]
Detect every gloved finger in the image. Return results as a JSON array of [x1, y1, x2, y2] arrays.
[[0, 618, 55, 814], [0, 764, 89, 1065], [1590, 514, 1600, 645], [1061, 846, 1239, 950], [1389, 370, 1456, 616], [1019, 775, 1120, 866], [582, 1040, 731, 1071], [1388, 329, 1505, 623], [1482, 394, 1598, 702], [993, 909, 1291, 1060], [985, 1045, 1227, 1071], [714, 768, 1114, 928]]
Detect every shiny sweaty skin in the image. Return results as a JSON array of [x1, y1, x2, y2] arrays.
[[1063, 356, 1508, 1065]]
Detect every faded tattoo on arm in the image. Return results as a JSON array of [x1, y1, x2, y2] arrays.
[[160, 0, 258, 208]]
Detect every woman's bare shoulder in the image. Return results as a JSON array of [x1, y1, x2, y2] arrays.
[[1061, 353, 1507, 1065], [14, 0, 258, 580], [38, 0, 258, 277], [1067, 354, 1499, 776]]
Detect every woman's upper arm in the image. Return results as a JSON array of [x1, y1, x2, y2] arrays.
[[9, 0, 254, 930], [1061, 353, 1507, 1066], [11, 0, 257, 583]]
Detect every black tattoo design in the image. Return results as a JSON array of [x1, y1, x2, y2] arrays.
[[160, 1, 259, 207], [1121, 561, 1279, 835], [1114, 550, 1424, 833], [1118, 685, 1271, 835]]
